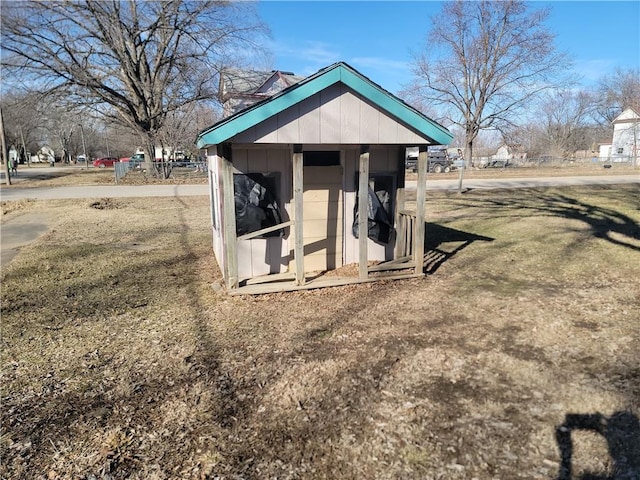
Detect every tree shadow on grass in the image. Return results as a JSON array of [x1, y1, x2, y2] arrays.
[[448, 186, 639, 252]]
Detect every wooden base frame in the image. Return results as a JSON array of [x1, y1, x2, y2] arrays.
[[229, 270, 424, 296]]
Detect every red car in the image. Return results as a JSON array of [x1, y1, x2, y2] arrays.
[[93, 157, 119, 168]]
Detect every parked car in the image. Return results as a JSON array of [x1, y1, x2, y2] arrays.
[[93, 157, 119, 168], [124, 153, 164, 162], [405, 149, 456, 173]]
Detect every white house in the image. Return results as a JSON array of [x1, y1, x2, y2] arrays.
[[8, 145, 19, 163], [598, 142, 612, 159], [492, 144, 527, 162], [607, 108, 639, 162]]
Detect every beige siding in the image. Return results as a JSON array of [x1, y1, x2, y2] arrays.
[[298, 95, 321, 143], [289, 165, 343, 272], [232, 84, 430, 145], [319, 84, 342, 143], [341, 89, 360, 144], [359, 99, 381, 144]]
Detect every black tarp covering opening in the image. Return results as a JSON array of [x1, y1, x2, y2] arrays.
[[352, 176, 394, 244], [234, 173, 284, 237]]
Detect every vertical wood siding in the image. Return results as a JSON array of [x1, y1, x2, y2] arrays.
[[231, 84, 428, 145], [232, 147, 292, 280]]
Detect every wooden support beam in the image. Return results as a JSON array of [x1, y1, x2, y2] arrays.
[[358, 147, 370, 280], [243, 272, 297, 286], [228, 272, 424, 296], [293, 147, 305, 285], [367, 260, 416, 272], [414, 147, 427, 275], [237, 220, 292, 241], [221, 153, 238, 289], [378, 255, 413, 266], [395, 148, 406, 259]]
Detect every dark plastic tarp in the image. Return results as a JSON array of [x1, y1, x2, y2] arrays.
[[234, 173, 283, 237], [352, 184, 394, 244]]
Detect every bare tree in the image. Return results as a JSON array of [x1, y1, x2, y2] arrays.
[[158, 102, 220, 162], [0, 90, 46, 164], [593, 68, 640, 124], [1, 0, 268, 175], [538, 89, 594, 158], [406, 0, 570, 166]]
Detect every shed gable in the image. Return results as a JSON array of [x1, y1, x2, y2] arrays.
[[230, 83, 428, 144], [197, 62, 453, 148]]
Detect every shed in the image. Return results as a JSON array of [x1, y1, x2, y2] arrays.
[[196, 62, 453, 295]]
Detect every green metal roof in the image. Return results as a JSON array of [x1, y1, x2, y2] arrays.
[[197, 62, 453, 148]]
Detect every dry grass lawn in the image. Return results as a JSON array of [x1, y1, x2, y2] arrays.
[[1, 184, 639, 480]]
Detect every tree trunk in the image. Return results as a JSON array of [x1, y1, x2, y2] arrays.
[[464, 139, 474, 169], [144, 136, 156, 178]]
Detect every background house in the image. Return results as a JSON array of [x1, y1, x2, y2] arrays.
[[492, 144, 527, 162], [610, 108, 639, 162], [218, 69, 305, 118], [8, 145, 19, 164]]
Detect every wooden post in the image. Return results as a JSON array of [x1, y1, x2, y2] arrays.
[[358, 146, 370, 280], [414, 147, 427, 275], [220, 147, 238, 289], [293, 145, 305, 285], [395, 148, 406, 259]]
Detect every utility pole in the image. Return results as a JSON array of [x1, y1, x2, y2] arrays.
[[0, 107, 11, 186], [79, 123, 88, 170], [20, 126, 29, 167]]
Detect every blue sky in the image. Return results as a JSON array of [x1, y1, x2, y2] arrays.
[[258, 1, 640, 95]]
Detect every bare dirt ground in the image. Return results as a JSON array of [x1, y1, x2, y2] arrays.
[[1, 184, 639, 480]]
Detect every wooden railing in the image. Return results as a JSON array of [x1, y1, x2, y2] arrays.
[[396, 210, 417, 258]]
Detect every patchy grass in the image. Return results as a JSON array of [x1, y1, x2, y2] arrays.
[[405, 161, 639, 181], [2, 164, 207, 189], [1, 186, 639, 479], [4, 167, 115, 187]]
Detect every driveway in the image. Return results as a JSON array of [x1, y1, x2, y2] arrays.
[[1, 212, 51, 267]]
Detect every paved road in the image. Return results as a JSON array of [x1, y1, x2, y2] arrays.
[[0, 184, 209, 201], [1, 174, 637, 201]]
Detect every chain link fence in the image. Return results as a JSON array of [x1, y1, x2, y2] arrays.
[[115, 160, 207, 183], [472, 156, 638, 170]]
